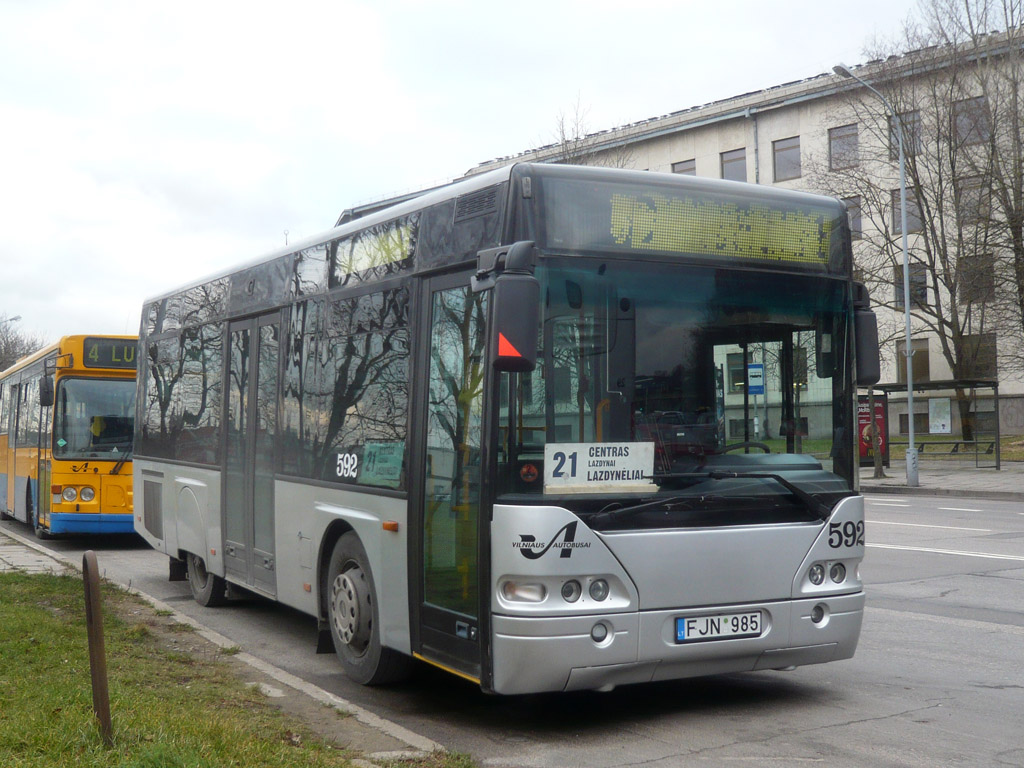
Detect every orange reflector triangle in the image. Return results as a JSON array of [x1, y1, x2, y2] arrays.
[[498, 332, 523, 358]]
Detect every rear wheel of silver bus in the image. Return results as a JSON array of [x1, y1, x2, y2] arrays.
[[326, 531, 411, 685], [186, 552, 228, 607]]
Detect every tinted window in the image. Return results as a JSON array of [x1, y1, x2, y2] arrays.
[[319, 287, 410, 488], [140, 337, 181, 458], [178, 323, 223, 464], [282, 299, 324, 477]]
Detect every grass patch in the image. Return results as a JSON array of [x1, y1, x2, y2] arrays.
[[0, 571, 360, 767]]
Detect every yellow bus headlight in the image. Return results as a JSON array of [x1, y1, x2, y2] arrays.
[[80, 486, 96, 502]]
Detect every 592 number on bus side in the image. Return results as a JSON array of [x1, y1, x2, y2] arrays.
[[828, 520, 865, 548]]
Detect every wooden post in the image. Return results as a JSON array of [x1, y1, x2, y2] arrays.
[[82, 551, 113, 747]]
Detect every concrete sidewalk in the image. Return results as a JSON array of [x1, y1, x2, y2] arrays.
[[860, 459, 1024, 501], [0, 531, 72, 574]]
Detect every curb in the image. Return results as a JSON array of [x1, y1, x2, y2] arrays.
[[0, 526, 443, 760], [860, 484, 1024, 502]]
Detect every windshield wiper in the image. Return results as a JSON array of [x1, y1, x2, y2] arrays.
[[586, 471, 836, 527], [689, 470, 834, 521], [110, 451, 131, 475], [586, 495, 701, 528]]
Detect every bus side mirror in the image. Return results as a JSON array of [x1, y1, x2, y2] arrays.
[[852, 283, 880, 386], [40, 375, 54, 407], [491, 270, 540, 372]]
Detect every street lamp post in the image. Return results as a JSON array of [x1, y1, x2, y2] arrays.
[[833, 63, 919, 487]]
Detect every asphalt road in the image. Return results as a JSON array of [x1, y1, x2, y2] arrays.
[[5, 493, 1024, 767]]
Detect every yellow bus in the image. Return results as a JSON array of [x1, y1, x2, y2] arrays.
[[0, 335, 136, 537]]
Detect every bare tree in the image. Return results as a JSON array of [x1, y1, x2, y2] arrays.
[[806, 8, 1024, 437], [551, 95, 637, 169], [918, 1, 1024, 374], [0, 314, 46, 371]]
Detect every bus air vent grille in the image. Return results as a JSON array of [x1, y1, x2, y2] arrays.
[[454, 187, 498, 222], [143, 480, 163, 540]]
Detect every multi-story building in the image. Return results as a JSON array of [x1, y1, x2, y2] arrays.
[[465, 35, 1024, 443], [341, 32, 1024, 442]]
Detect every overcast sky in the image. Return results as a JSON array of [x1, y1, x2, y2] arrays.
[[1, 0, 920, 342]]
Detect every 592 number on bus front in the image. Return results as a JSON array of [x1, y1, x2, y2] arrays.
[[828, 520, 865, 548]]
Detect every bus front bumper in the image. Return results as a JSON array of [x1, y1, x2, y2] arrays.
[[47, 512, 136, 535], [490, 591, 864, 695]]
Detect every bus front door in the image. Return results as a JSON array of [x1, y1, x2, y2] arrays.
[[415, 277, 487, 682], [223, 313, 280, 597]]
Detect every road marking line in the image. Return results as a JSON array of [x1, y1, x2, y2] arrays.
[[870, 521, 991, 532], [938, 507, 983, 513], [868, 606, 1024, 637], [868, 502, 911, 507], [868, 543, 1024, 562]]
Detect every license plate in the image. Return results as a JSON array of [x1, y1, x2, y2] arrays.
[[675, 611, 762, 643]]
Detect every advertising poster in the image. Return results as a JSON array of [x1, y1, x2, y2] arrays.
[[857, 394, 889, 467], [929, 398, 952, 434]]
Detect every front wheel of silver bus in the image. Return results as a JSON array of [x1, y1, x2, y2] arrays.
[[326, 532, 411, 686], [186, 552, 228, 607]]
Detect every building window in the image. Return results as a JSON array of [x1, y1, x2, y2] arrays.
[[721, 148, 747, 182], [895, 262, 929, 308], [898, 411, 930, 435], [962, 333, 998, 378], [895, 338, 931, 384], [773, 136, 801, 181], [958, 252, 995, 304], [954, 96, 990, 146], [672, 159, 696, 175], [892, 188, 923, 234], [889, 110, 922, 159], [727, 352, 746, 392], [829, 124, 858, 170], [842, 196, 862, 240], [956, 176, 991, 226]]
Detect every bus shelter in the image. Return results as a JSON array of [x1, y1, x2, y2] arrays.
[[872, 379, 1000, 470]]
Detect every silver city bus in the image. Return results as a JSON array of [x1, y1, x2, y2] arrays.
[[134, 164, 879, 694]]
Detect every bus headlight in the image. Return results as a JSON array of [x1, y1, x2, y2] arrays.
[[501, 581, 547, 603], [808, 563, 825, 585], [561, 580, 582, 602], [830, 562, 847, 583], [589, 579, 610, 601], [80, 486, 96, 503], [62, 487, 78, 502]]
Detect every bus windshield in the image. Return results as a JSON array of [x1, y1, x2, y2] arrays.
[[497, 257, 855, 516], [53, 378, 136, 459]]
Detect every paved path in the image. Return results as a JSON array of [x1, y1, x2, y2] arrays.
[[860, 459, 1024, 501], [0, 531, 69, 573]]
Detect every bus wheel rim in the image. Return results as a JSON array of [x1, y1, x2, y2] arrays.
[[332, 566, 370, 650], [190, 554, 209, 587]]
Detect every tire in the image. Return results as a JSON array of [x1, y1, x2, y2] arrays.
[[32, 511, 52, 540], [29, 487, 50, 540], [186, 552, 229, 607], [325, 532, 412, 685]]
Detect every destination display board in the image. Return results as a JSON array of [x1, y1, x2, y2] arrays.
[[82, 337, 137, 369], [543, 441, 656, 493], [540, 177, 845, 272]]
